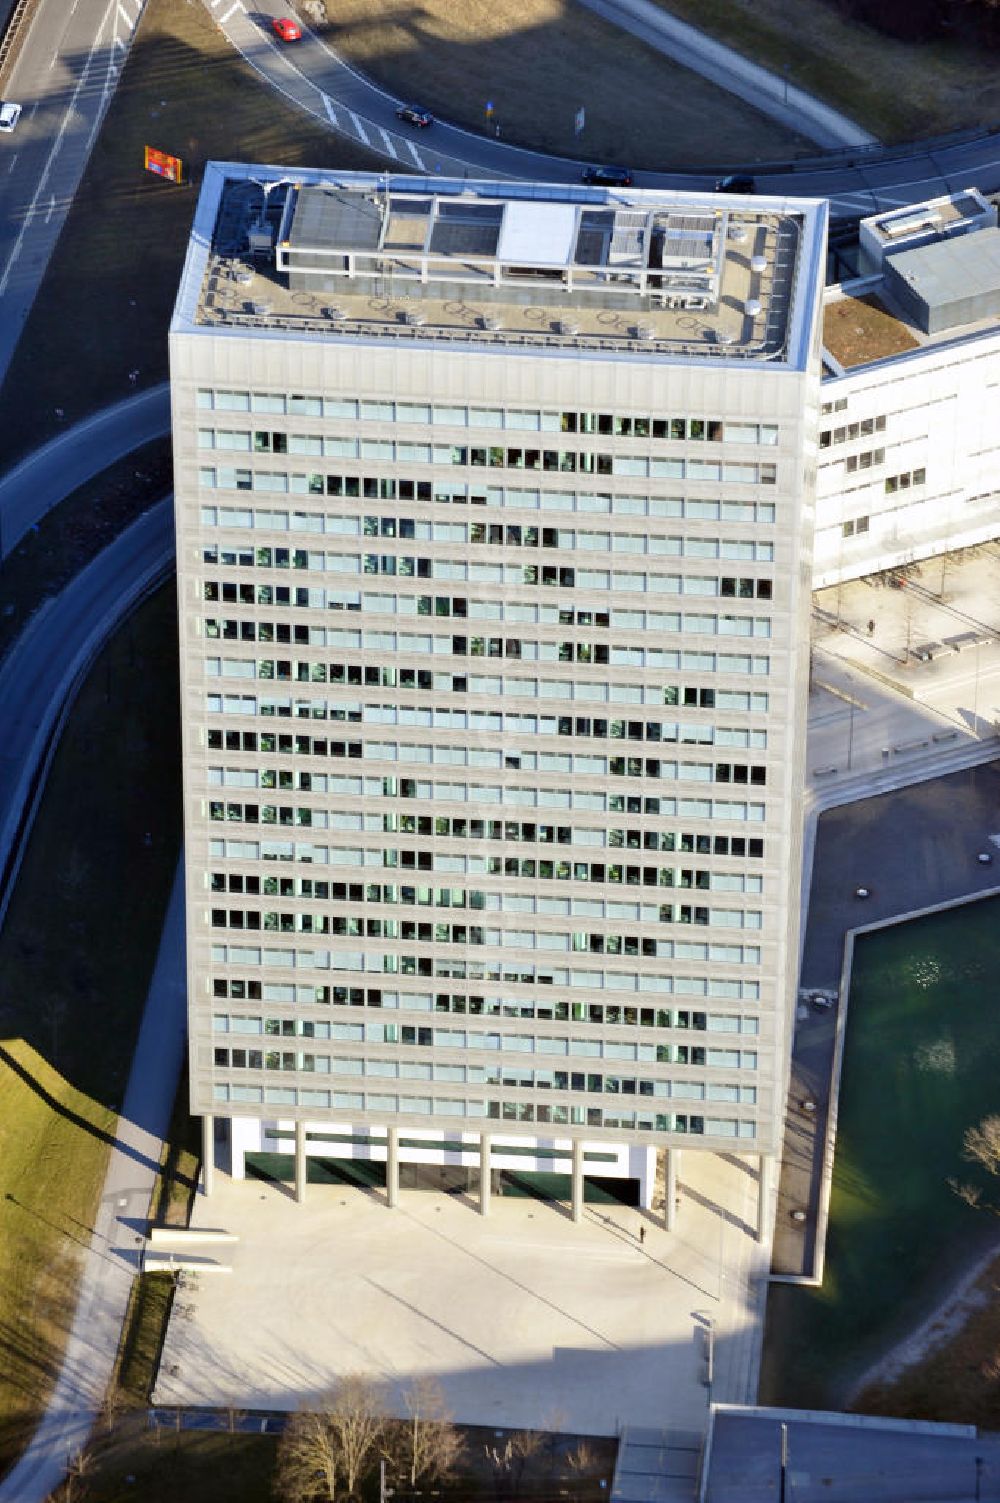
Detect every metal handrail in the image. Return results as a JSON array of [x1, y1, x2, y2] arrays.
[[0, 0, 32, 78]]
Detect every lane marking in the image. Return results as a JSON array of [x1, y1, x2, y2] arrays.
[[404, 138, 425, 169], [7, 154, 17, 173], [44, 195, 56, 224], [347, 109, 370, 145], [378, 127, 398, 160], [0, 0, 119, 300], [219, 1, 240, 22], [117, 1, 132, 30], [322, 94, 338, 126]]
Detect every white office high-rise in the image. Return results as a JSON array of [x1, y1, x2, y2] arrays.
[[171, 163, 827, 1217]]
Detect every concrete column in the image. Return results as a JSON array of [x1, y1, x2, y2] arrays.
[[202, 1114, 214, 1197], [664, 1148, 680, 1231], [479, 1132, 492, 1217], [387, 1126, 400, 1209], [757, 1153, 773, 1243], [571, 1139, 584, 1224], [294, 1120, 307, 1205]]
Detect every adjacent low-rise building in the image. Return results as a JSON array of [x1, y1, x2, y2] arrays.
[[815, 188, 1000, 587]]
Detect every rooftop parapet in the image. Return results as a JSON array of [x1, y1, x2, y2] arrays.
[[174, 164, 828, 371]]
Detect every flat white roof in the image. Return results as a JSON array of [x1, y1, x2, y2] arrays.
[[497, 200, 578, 267]]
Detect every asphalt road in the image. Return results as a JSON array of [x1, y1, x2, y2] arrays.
[[0, 0, 147, 392], [211, 0, 1000, 217], [0, 381, 169, 558]]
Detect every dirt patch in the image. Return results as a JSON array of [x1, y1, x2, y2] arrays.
[[851, 1239, 1000, 1426], [311, 0, 811, 167], [645, 0, 1000, 143], [823, 294, 921, 370]]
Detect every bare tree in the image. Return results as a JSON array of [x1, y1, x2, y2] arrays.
[[484, 1427, 548, 1500], [566, 1439, 595, 1477], [46, 1446, 95, 1503], [226, 1403, 248, 1435], [277, 1409, 339, 1502], [276, 1375, 387, 1503], [964, 1116, 1000, 1178], [386, 1376, 463, 1491], [950, 1115, 1000, 1213], [503, 1429, 544, 1498], [484, 1437, 514, 1499]]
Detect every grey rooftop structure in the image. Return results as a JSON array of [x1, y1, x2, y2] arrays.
[[173, 162, 827, 369], [859, 187, 995, 274], [704, 1405, 998, 1503], [885, 227, 1000, 335]]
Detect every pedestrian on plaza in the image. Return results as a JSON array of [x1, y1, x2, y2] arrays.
[[867, 619, 875, 636], [639, 1224, 646, 1246]]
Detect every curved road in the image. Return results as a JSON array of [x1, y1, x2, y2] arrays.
[[0, 383, 169, 558], [206, 0, 1000, 217]]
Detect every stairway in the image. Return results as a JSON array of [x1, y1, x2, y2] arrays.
[[611, 1425, 704, 1503]]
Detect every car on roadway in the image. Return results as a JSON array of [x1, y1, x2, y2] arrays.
[[715, 173, 756, 194], [271, 17, 302, 42], [0, 101, 22, 134], [581, 165, 633, 187], [395, 105, 434, 128]]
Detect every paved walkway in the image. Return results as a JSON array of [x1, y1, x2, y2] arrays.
[[0, 862, 187, 1503], [771, 570, 1000, 1279], [154, 1151, 766, 1437]]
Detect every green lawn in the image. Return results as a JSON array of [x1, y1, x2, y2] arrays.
[[762, 898, 1000, 1409]]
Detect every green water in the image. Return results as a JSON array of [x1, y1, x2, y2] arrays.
[[762, 896, 1000, 1408]]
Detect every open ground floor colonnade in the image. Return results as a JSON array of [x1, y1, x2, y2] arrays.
[[200, 1113, 774, 1240]]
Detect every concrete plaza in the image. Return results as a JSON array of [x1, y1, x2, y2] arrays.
[[153, 1151, 767, 1437]]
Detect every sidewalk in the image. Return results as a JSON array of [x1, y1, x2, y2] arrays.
[[770, 576, 1000, 1281]]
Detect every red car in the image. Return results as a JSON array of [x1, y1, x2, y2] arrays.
[[272, 16, 302, 41]]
